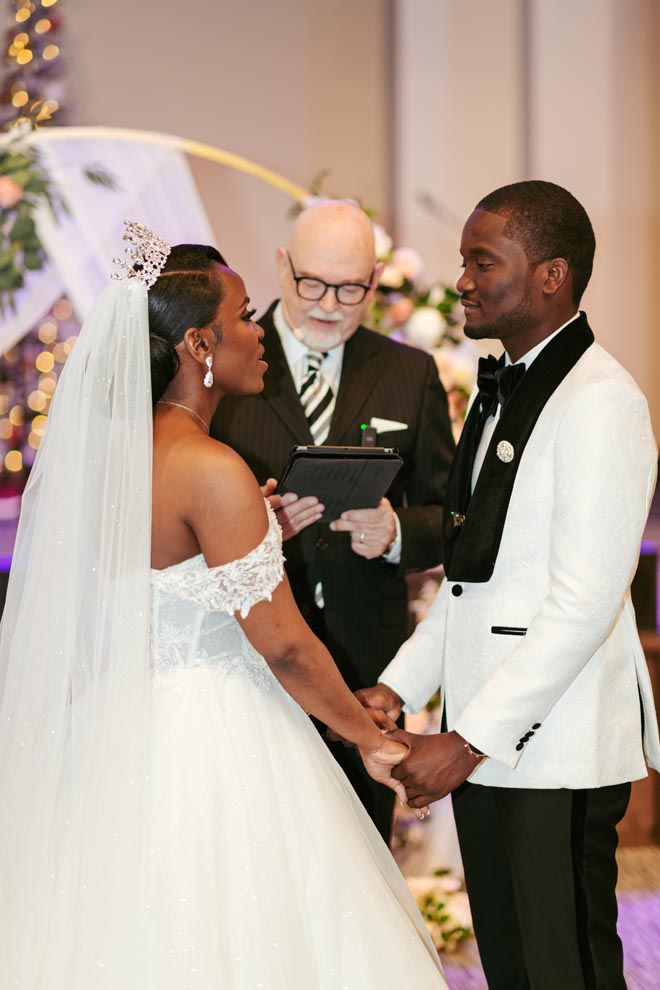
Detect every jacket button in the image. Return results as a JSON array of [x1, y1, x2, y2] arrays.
[[316, 538, 329, 551], [451, 584, 463, 597], [515, 742, 524, 751], [532, 723, 541, 729]]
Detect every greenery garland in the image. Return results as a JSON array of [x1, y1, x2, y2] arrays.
[[0, 136, 59, 313]]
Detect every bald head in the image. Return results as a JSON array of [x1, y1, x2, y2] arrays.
[[277, 199, 381, 351], [290, 199, 376, 267]]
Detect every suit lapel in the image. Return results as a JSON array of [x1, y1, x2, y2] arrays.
[[444, 313, 595, 582], [326, 327, 382, 444], [259, 304, 314, 444]]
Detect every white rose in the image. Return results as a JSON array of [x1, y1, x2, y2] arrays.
[[378, 264, 404, 289], [391, 246, 424, 282], [436, 873, 462, 894], [404, 307, 444, 350], [444, 890, 473, 930], [432, 346, 477, 392], [373, 223, 393, 260], [427, 284, 445, 307], [406, 875, 437, 899]]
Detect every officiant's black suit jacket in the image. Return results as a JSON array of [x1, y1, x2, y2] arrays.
[[211, 302, 455, 690]]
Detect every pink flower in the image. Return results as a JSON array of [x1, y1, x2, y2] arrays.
[[386, 297, 415, 326], [0, 177, 23, 209]]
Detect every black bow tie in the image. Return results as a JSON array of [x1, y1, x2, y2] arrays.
[[476, 355, 526, 420]]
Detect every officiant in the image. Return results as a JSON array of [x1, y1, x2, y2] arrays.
[[211, 199, 454, 841]]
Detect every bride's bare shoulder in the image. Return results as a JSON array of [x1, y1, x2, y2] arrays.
[[173, 435, 269, 559]]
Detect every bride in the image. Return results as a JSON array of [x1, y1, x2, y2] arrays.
[[0, 223, 445, 988]]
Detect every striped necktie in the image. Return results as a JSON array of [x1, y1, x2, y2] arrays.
[[299, 351, 334, 444]]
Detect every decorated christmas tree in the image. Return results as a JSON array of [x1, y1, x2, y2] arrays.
[[0, 0, 67, 130]]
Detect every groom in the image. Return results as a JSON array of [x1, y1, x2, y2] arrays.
[[359, 181, 660, 990]]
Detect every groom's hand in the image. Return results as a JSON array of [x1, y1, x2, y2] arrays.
[[390, 729, 485, 807]]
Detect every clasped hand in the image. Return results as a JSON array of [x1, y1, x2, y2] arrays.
[[357, 685, 483, 807]]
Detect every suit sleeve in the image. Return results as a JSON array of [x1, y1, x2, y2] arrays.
[[453, 377, 658, 767], [396, 355, 455, 574]]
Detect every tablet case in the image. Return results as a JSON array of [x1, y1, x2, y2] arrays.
[[277, 446, 403, 522]]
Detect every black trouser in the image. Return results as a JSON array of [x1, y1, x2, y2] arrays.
[[452, 781, 631, 990]]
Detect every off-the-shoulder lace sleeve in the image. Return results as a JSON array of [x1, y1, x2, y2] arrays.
[[151, 501, 284, 617]]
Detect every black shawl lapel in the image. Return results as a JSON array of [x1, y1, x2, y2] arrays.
[[326, 326, 383, 445], [443, 313, 595, 582], [258, 303, 314, 444]]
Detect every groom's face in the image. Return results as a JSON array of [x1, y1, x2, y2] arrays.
[[457, 208, 541, 352]]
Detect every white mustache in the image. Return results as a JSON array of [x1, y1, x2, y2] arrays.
[[305, 307, 343, 323]]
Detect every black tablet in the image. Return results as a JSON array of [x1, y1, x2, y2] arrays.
[[277, 445, 403, 522]]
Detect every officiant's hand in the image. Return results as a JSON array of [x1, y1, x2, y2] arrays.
[[390, 729, 485, 807], [355, 683, 404, 723], [260, 478, 324, 539], [329, 498, 396, 559]]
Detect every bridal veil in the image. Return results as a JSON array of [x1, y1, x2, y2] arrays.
[[0, 275, 154, 986]]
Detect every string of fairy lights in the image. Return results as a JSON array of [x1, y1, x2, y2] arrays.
[[0, 300, 77, 483], [1, 0, 65, 129], [0, 0, 73, 496]]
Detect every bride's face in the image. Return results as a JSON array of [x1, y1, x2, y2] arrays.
[[212, 270, 268, 396]]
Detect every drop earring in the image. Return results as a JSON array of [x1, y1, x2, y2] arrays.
[[203, 355, 214, 388]]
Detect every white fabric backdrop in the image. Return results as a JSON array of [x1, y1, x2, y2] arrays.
[[0, 138, 216, 352]]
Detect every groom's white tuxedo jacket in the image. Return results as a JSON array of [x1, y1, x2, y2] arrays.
[[381, 314, 660, 789]]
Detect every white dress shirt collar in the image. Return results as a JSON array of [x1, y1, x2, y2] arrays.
[[505, 312, 580, 368]]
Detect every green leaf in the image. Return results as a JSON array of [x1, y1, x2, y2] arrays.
[[3, 153, 33, 173], [83, 164, 119, 190], [5, 169, 32, 188], [0, 268, 23, 290], [23, 252, 43, 271], [0, 248, 15, 270], [10, 215, 35, 241]]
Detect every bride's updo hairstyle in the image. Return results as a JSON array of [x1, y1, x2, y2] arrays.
[[147, 244, 229, 406]]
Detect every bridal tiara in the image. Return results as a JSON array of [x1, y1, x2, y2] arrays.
[[111, 220, 172, 289]]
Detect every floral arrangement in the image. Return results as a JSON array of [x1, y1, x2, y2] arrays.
[[392, 810, 472, 952], [0, 135, 59, 313], [367, 222, 478, 437], [406, 870, 473, 953]]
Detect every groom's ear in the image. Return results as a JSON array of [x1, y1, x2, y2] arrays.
[[540, 257, 569, 297]]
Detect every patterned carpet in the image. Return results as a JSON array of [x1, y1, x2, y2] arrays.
[[441, 846, 660, 990]]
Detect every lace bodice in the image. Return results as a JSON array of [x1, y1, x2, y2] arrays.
[[151, 501, 283, 617], [149, 502, 284, 689]]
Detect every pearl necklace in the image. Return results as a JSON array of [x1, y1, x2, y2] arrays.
[[157, 400, 210, 433]]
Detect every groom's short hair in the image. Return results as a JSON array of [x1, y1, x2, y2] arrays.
[[476, 180, 596, 305], [163, 244, 228, 271]]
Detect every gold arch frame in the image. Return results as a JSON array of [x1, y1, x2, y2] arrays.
[[26, 125, 310, 203]]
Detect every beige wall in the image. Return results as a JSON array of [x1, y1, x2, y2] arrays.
[[394, 0, 660, 435], [67, 0, 392, 313]]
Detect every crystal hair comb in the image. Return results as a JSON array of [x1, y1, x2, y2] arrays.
[[111, 220, 171, 289]]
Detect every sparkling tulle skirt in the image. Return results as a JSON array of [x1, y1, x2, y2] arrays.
[[142, 662, 445, 988]]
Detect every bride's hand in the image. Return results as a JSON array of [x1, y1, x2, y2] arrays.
[[358, 734, 430, 820]]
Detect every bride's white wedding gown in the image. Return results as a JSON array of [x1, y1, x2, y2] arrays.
[[138, 504, 444, 988]]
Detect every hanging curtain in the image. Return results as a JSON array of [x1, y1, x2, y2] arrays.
[[0, 137, 216, 352]]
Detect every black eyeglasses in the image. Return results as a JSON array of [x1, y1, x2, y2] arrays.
[[287, 252, 374, 306]]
